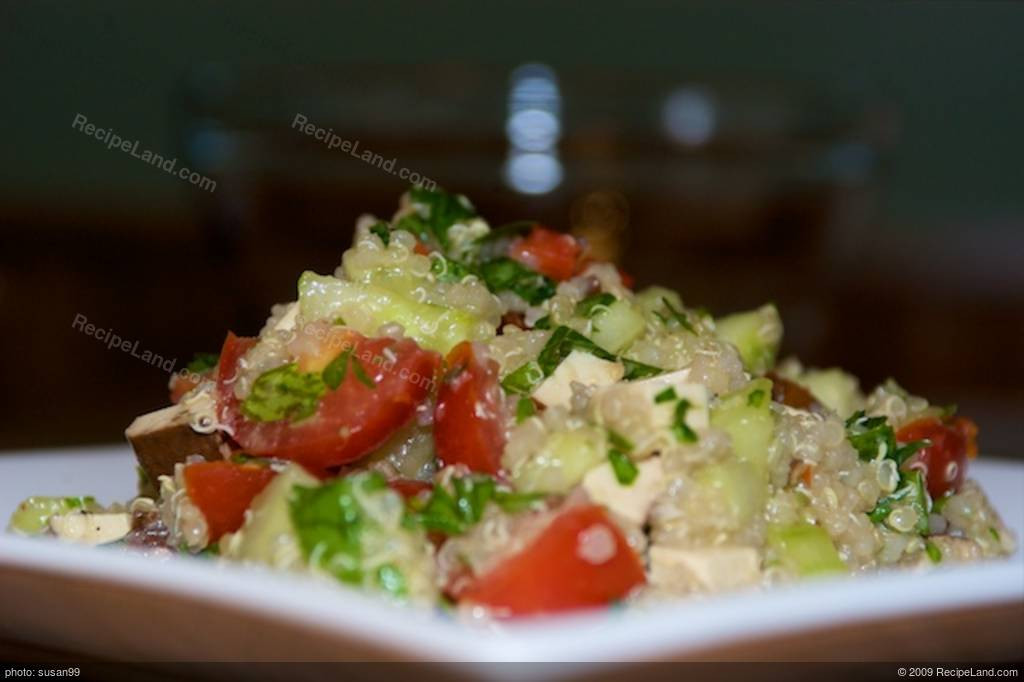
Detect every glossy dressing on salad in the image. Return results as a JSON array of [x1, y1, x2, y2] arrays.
[[9, 187, 1016, 617]]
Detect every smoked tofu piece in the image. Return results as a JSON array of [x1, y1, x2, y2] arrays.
[[582, 457, 666, 525], [588, 370, 709, 456], [125, 402, 229, 483], [532, 350, 624, 408], [648, 546, 761, 594]]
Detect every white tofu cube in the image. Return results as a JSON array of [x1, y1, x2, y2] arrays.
[[533, 350, 624, 408], [589, 370, 709, 455], [648, 545, 761, 593], [582, 457, 667, 525], [49, 512, 132, 545]]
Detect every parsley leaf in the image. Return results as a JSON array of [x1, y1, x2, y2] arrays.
[[322, 348, 353, 390], [406, 474, 544, 536], [479, 257, 556, 305], [654, 387, 678, 404], [241, 363, 325, 422], [186, 352, 219, 374], [501, 361, 545, 395], [868, 469, 931, 534], [369, 221, 391, 246], [516, 397, 537, 423], [661, 297, 696, 334], [622, 358, 663, 380], [504, 325, 663, 396], [576, 292, 617, 318], [429, 254, 475, 282], [672, 399, 698, 443], [400, 186, 476, 250], [290, 473, 391, 586], [608, 449, 639, 485], [532, 315, 552, 330]]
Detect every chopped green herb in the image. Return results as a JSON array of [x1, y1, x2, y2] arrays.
[[501, 361, 544, 395], [654, 387, 678, 404], [479, 257, 556, 305], [607, 428, 634, 453], [537, 326, 615, 375], [661, 297, 696, 334], [747, 388, 767, 408], [576, 292, 617, 318], [532, 315, 551, 330], [925, 540, 942, 563], [369, 221, 391, 246], [989, 527, 1001, 542], [608, 449, 639, 485], [868, 469, 931, 535], [672, 399, 698, 443], [493, 490, 547, 513], [332, 316, 347, 326], [398, 186, 476, 251], [845, 411, 927, 465], [429, 254, 475, 282], [516, 397, 537, 423], [200, 542, 221, 557], [322, 348, 353, 390], [350, 355, 377, 389], [375, 563, 408, 597], [290, 472, 391, 586], [939, 403, 958, 419], [407, 474, 544, 535], [622, 358, 664, 380], [186, 352, 219, 374], [241, 363, 326, 422]]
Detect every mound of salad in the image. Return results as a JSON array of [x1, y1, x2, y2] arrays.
[[9, 187, 1015, 617]]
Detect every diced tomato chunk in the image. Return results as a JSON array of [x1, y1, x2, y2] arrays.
[[897, 416, 977, 499], [183, 461, 276, 541], [434, 342, 506, 474], [216, 331, 441, 470], [388, 479, 433, 500], [508, 226, 582, 282], [455, 504, 646, 616]]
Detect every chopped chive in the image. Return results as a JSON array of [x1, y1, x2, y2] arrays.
[[515, 397, 537, 423], [654, 387, 677, 404], [369, 221, 391, 245], [322, 348, 353, 390], [672, 399, 698, 443], [607, 428, 634, 453], [351, 356, 377, 389], [608, 449, 639, 485]]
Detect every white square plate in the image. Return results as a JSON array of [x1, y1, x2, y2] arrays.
[[0, 446, 1021, 670]]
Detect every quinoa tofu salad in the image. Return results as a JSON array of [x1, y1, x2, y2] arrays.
[[9, 187, 1015, 617]]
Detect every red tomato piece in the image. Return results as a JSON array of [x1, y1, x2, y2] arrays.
[[897, 417, 976, 499], [216, 331, 441, 470], [434, 342, 506, 474], [508, 226, 582, 282], [456, 504, 646, 616], [388, 479, 433, 500], [183, 461, 276, 541]]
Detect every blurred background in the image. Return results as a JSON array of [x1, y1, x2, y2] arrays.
[[1, 1, 1021, 456]]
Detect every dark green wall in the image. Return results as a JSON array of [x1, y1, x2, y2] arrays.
[[3, 1, 1022, 225]]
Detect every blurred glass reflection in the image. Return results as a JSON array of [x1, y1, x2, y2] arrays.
[[504, 63, 562, 194]]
